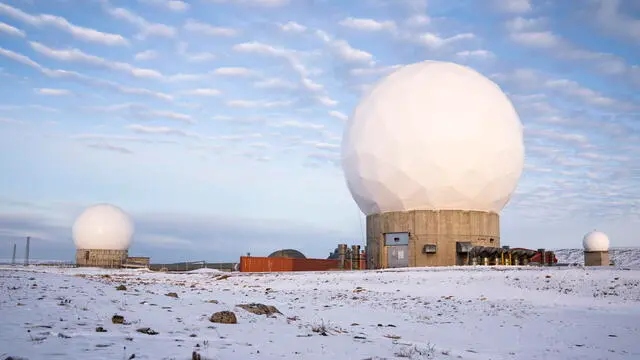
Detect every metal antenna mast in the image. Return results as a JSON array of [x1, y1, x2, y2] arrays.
[[24, 236, 30, 266]]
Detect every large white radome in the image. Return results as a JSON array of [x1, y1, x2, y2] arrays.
[[583, 231, 610, 252], [342, 61, 525, 215], [72, 204, 134, 250]]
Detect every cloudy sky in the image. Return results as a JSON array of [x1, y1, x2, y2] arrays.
[[0, 0, 638, 263]]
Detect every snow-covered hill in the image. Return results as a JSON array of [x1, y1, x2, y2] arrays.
[[554, 248, 640, 268]]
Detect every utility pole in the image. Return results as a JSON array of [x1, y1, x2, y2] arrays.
[[11, 243, 16, 265], [24, 236, 30, 266]]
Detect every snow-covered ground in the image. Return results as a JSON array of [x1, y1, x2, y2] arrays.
[[1, 265, 639, 360]]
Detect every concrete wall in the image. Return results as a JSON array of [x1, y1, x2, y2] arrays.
[[584, 251, 610, 266], [75, 249, 128, 268], [366, 210, 500, 268]]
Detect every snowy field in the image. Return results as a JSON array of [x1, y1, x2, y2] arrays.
[[1, 266, 640, 360]]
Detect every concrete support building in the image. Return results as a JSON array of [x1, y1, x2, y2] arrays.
[[341, 61, 524, 269], [75, 249, 128, 268], [583, 230, 610, 267], [367, 210, 499, 268]]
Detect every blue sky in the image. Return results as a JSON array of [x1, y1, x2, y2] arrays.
[[0, 0, 638, 263]]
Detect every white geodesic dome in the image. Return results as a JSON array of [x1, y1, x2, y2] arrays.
[[341, 60, 525, 215], [582, 231, 610, 252], [72, 204, 134, 250]]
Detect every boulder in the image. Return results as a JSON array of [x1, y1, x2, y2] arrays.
[[236, 303, 281, 316], [209, 311, 237, 324]]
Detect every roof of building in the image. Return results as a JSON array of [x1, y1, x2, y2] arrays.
[[268, 249, 306, 259]]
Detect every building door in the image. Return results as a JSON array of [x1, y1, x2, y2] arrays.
[[385, 232, 409, 268], [387, 245, 409, 268]]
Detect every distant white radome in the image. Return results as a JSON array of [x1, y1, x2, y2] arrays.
[[342, 60, 525, 215], [582, 231, 610, 252], [72, 204, 134, 250]]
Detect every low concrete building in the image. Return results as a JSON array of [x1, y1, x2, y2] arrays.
[[126, 256, 151, 266], [75, 249, 128, 268]]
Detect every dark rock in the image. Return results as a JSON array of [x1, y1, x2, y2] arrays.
[[136, 327, 159, 335], [209, 311, 237, 324], [236, 303, 281, 316]]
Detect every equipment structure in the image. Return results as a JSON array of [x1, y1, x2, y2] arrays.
[[583, 230, 610, 266], [72, 203, 149, 268], [341, 61, 525, 268]]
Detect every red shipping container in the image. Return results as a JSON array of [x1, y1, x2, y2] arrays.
[[239, 256, 366, 272]]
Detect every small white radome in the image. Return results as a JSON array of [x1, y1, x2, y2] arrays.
[[341, 60, 525, 215], [583, 231, 610, 252], [72, 204, 134, 250]]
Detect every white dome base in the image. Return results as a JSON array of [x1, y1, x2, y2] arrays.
[[584, 251, 610, 267]]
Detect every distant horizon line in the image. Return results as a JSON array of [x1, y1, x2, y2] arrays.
[[2, 246, 639, 264]]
